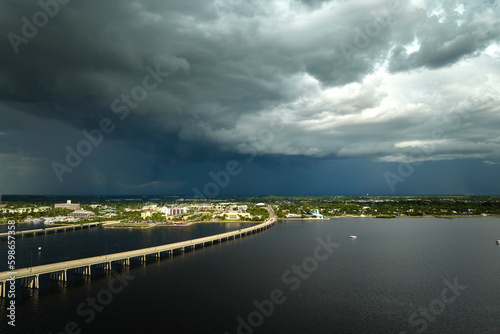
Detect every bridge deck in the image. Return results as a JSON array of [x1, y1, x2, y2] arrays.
[[0, 215, 276, 283], [0, 222, 101, 239]]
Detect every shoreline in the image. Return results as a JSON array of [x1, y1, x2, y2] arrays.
[[278, 214, 500, 221], [106, 220, 263, 228], [103, 224, 157, 229], [157, 220, 262, 227]]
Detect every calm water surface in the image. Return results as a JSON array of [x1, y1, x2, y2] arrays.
[[1, 218, 499, 334]]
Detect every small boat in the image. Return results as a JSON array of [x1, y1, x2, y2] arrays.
[[350, 235, 357, 239], [496, 240, 500, 245], [38, 247, 42, 251]]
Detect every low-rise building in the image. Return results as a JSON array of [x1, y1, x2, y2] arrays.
[[310, 209, 325, 219], [55, 200, 80, 210], [0, 206, 51, 214], [224, 212, 252, 220], [141, 211, 152, 219], [70, 210, 95, 218], [162, 207, 188, 216]]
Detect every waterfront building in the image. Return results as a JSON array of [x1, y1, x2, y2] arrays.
[[311, 208, 325, 219], [141, 211, 152, 219], [69, 210, 95, 218], [224, 212, 252, 220], [161, 207, 188, 216], [0, 206, 51, 214]]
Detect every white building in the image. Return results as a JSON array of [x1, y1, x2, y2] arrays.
[[55, 200, 80, 210], [311, 209, 325, 219], [70, 210, 95, 218], [142, 204, 158, 211], [0, 206, 51, 214], [141, 211, 153, 219], [224, 212, 252, 220], [161, 207, 188, 216]]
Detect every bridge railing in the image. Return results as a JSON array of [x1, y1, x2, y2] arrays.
[[0, 213, 276, 283]]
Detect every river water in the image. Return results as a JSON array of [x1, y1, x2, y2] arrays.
[[1, 218, 499, 333]]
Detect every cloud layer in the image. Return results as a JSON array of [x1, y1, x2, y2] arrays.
[[0, 0, 499, 194]]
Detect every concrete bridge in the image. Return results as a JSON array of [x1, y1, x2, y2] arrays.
[[0, 222, 101, 241], [0, 210, 276, 298]]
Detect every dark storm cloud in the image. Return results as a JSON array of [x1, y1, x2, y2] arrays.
[[0, 0, 499, 194], [387, 1, 500, 72]]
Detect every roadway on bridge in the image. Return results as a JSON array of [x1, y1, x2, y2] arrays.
[[0, 222, 101, 240], [0, 210, 276, 282]]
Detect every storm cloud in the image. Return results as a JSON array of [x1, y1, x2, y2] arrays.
[[0, 0, 499, 195]]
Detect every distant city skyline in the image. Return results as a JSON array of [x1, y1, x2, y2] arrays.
[[1, 1, 499, 195]]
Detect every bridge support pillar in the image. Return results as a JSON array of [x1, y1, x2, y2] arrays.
[[21, 276, 39, 289], [82, 266, 91, 276], [58, 270, 67, 282], [30, 275, 39, 289], [0, 281, 6, 298]]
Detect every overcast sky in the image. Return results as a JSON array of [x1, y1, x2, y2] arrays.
[[0, 0, 499, 196]]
